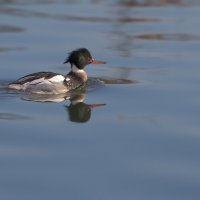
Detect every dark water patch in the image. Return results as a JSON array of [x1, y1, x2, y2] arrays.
[[117, 17, 158, 23], [117, 0, 187, 7], [100, 78, 138, 84], [135, 33, 200, 41], [0, 25, 25, 33], [96, 77, 137, 84], [0, 47, 26, 53], [0, 113, 32, 120]]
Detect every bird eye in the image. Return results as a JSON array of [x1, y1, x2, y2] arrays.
[[87, 57, 93, 63]]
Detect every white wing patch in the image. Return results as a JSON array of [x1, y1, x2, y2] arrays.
[[48, 75, 65, 83], [9, 73, 70, 94]]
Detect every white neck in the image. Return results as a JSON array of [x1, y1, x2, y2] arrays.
[[71, 65, 88, 82], [72, 65, 84, 73]]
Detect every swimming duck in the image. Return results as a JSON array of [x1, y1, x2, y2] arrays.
[[8, 48, 106, 94]]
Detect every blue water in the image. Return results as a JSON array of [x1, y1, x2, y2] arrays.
[[0, 0, 200, 199]]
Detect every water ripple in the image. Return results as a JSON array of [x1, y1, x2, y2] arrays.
[[135, 33, 200, 41], [0, 25, 25, 33]]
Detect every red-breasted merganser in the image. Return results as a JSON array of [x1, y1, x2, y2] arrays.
[[8, 48, 106, 94]]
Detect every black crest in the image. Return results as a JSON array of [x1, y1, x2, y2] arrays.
[[63, 48, 92, 69]]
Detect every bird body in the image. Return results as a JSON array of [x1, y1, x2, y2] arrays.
[[8, 48, 106, 94]]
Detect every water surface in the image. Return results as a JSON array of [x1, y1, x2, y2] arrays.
[[0, 0, 200, 200]]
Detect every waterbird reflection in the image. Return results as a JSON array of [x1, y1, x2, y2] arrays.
[[65, 93, 106, 123], [2, 76, 135, 123], [22, 87, 106, 123]]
